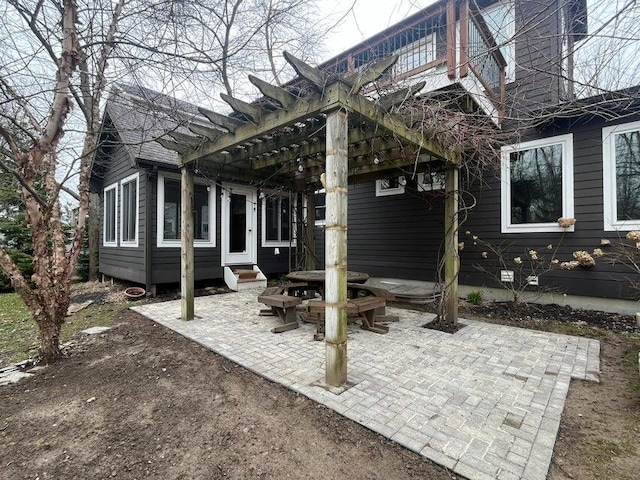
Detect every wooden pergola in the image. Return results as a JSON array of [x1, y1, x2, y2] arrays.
[[159, 52, 461, 388]]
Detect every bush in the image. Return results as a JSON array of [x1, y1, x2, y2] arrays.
[[467, 290, 483, 305]]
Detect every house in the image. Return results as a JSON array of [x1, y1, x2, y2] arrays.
[[91, 84, 299, 293], [92, 0, 640, 303]]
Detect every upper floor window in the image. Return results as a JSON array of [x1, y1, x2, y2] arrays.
[[103, 182, 118, 247], [482, 0, 515, 83], [262, 192, 295, 247], [501, 134, 574, 233], [157, 174, 215, 248], [120, 173, 139, 247], [376, 176, 406, 197], [394, 34, 437, 77], [603, 121, 640, 231]]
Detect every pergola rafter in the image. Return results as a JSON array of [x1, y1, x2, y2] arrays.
[[160, 51, 461, 388]]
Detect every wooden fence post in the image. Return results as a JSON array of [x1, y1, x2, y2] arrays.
[[444, 163, 459, 325]]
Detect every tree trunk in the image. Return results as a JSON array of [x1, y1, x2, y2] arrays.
[[37, 315, 63, 364]]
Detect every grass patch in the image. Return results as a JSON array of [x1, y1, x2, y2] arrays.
[[0, 293, 37, 365], [0, 290, 127, 366]]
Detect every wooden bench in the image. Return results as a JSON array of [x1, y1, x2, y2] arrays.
[[308, 297, 391, 339], [346, 283, 399, 322], [258, 294, 302, 333]]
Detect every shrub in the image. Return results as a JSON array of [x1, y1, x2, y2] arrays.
[[467, 290, 483, 305]]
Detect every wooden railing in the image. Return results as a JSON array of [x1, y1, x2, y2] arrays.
[[460, 0, 507, 118], [320, 0, 506, 120]]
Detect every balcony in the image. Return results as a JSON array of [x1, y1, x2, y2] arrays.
[[320, 0, 506, 125]]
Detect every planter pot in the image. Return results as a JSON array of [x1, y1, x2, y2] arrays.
[[124, 287, 146, 300]]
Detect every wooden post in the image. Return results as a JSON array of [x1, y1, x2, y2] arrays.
[[305, 192, 316, 270], [324, 109, 348, 387], [181, 165, 195, 321], [444, 163, 459, 325]]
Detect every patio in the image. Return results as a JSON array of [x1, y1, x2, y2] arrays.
[[132, 289, 599, 480]]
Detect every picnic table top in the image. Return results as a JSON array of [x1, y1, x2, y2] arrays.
[[286, 270, 370, 284]]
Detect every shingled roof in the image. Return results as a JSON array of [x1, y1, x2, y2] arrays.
[[103, 83, 209, 167]]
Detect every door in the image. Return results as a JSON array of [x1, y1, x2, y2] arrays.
[[221, 183, 257, 265]]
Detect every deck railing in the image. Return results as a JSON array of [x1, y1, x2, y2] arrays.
[[320, 0, 506, 120]]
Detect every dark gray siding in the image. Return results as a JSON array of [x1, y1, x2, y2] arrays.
[[508, 0, 564, 113], [149, 177, 222, 284], [98, 144, 146, 284], [334, 113, 640, 301]]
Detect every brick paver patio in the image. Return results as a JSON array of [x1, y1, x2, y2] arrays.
[[132, 290, 599, 480]]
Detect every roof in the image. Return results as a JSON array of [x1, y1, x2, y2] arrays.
[[103, 84, 209, 167]]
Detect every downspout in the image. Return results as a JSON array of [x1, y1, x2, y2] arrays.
[[144, 167, 154, 295]]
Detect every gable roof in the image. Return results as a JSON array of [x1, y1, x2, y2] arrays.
[[103, 83, 209, 167]]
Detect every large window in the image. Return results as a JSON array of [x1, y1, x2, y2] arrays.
[[119, 173, 139, 247], [157, 174, 215, 247], [262, 192, 295, 247], [375, 176, 406, 197], [501, 134, 574, 233], [103, 182, 118, 247], [603, 121, 640, 230]]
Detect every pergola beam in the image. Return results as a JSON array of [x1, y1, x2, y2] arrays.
[[249, 75, 297, 109], [379, 81, 427, 110], [283, 51, 328, 90], [188, 123, 225, 142], [165, 131, 203, 148], [220, 93, 264, 123], [344, 54, 399, 94], [198, 106, 245, 133]]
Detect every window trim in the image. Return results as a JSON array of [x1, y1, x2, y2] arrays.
[[603, 120, 640, 231], [500, 134, 574, 233], [261, 191, 297, 248], [119, 173, 139, 247], [314, 188, 326, 227], [156, 172, 216, 248], [375, 176, 406, 197], [103, 182, 118, 247]]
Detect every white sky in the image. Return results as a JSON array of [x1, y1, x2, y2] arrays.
[[321, 0, 438, 60]]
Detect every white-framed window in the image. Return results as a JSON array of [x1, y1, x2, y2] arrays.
[[157, 173, 216, 248], [119, 173, 139, 247], [314, 188, 326, 226], [501, 134, 574, 233], [103, 182, 118, 247], [603, 120, 640, 231], [376, 176, 406, 197], [482, 0, 515, 83], [261, 191, 296, 247], [417, 171, 446, 191]]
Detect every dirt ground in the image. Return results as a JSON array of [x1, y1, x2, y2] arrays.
[[1, 289, 639, 480]]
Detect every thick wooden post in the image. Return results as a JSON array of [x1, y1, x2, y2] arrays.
[[181, 165, 195, 321], [444, 163, 459, 325], [305, 192, 316, 270], [324, 109, 348, 387]]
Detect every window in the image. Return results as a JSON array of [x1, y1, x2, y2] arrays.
[[375, 176, 406, 197], [261, 192, 295, 247], [157, 174, 215, 247], [482, 1, 515, 83], [417, 171, 446, 191], [501, 134, 574, 233], [103, 182, 118, 247], [315, 189, 326, 226], [603, 121, 640, 231], [119, 173, 139, 247]]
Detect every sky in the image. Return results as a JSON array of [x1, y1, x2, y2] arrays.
[[321, 0, 438, 59]]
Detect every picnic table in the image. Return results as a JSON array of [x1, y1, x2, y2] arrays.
[[285, 270, 369, 299]]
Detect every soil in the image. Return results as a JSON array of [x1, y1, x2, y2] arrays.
[[1, 287, 639, 480], [0, 311, 459, 480]]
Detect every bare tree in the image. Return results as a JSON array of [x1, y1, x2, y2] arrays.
[[0, 0, 328, 364]]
